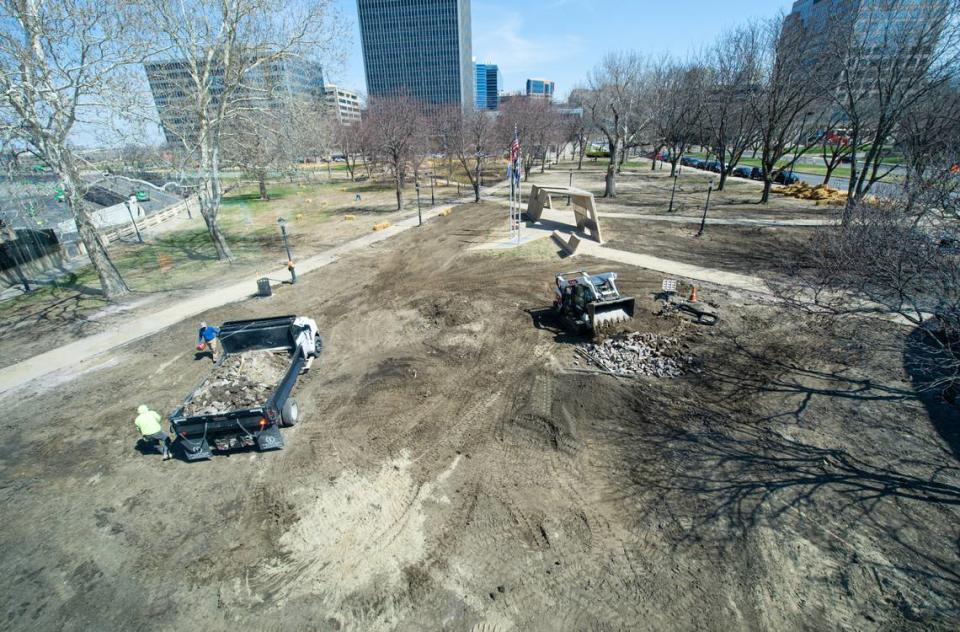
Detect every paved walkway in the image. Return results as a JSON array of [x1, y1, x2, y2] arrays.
[[0, 185, 507, 397], [596, 213, 839, 227], [574, 240, 770, 294]]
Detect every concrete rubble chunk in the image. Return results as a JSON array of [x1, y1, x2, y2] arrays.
[[577, 332, 689, 378]]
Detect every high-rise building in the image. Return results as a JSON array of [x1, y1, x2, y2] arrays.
[[474, 62, 501, 110], [145, 58, 325, 144], [787, 0, 952, 95], [324, 85, 362, 124], [525, 78, 555, 100], [356, 0, 473, 108]]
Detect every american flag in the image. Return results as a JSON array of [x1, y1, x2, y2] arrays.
[[510, 128, 521, 184]]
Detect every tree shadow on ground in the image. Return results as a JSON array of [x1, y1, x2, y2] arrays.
[[904, 325, 960, 461], [585, 314, 960, 621]]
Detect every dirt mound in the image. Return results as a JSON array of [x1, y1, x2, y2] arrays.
[[183, 350, 290, 415], [774, 182, 847, 206]]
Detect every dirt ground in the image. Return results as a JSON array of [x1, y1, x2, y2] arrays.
[[1, 196, 958, 630]]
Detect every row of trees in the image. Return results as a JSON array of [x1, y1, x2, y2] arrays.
[[330, 95, 573, 209], [575, 0, 960, 216]]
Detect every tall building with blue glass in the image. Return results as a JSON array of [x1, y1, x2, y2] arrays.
[[474, 62, 501, 110], [357, 0, 473, 108]]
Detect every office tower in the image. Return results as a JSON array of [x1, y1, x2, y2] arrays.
[[474, 62, 501, 110], [357, 0, 473, 107]]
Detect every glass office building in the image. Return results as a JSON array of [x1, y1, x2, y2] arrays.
[[474, 63, 501, 110], [357, 0, 473, 108], [525, 78, 555, 100], [145, 57, 325, 144]]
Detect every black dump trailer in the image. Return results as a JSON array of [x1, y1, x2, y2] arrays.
[[169, 315, 319, 461]]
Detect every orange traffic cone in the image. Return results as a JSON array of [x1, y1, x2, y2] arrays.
[[689, 286, 698, 302]]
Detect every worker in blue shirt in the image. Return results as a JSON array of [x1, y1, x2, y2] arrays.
[[196, 321, 222, 363]]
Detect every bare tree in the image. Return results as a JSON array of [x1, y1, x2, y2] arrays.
[[223, 106, 285, 200], [365, 95, 426, 211], [822, 0, 960, 218], [584, 52, 646, 197], [898, 84, 960, 216], [142, 0, 342, 260], [651, 60, 704, 178], [452, 109, 497, 203], [331, 120, 363, 181], [497, 97, 555, 182], [751, 15, 830, 203], [701, 25, 762, 190], [0, 0, 148, 298], [778, 188, 960, 395]]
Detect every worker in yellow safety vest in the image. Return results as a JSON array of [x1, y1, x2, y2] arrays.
[[135, 405, 171, 460]]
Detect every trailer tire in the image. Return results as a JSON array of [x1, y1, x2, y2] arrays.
[[280, 399, 299, 427]]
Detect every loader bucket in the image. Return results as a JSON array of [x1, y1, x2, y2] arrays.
[[587, 296, 636, 332]]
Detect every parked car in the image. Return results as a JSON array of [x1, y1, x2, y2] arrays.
[[749, 167, 763, 180], [774, 170, 801, 185], [689, 158, 705, 169], [705, 160, 722, 173], [732, 166, 754, 179], [680, 156, 697, 167]]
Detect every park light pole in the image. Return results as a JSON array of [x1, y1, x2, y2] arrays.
[[430, 172, 435, 205], [277, 217, 296, 284], [668, 171, 679, 213], [416, 180, 422, 226], [124, 196, 143, 243], [696, 179, 714, 237]]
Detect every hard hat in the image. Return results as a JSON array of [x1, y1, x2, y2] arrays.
[[137, 405, 149, 414]]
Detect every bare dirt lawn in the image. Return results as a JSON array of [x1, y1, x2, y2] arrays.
[[1, 202, 957, 631]]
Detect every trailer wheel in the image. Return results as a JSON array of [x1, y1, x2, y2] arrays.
[[280, 399, 300, 427]]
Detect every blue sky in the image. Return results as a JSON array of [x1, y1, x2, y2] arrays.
[[328, 0, 795, 100]]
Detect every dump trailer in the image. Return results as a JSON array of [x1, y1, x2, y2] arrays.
[[168, 315, 320, 461], [553, 270, 636, 334]]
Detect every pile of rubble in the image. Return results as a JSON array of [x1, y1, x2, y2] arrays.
[[575, 332, 689, 378], [183, 351, 289, 416]]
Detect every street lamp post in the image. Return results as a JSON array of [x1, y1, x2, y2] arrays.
[[124, 197, 143, 243], [416, 181, 422, 226], [277, 217, 296, 284], [568, 171, 573, 206], [668, 172, 679, 213], [430, 173, 435, 206], [697, 180, 714, 237]]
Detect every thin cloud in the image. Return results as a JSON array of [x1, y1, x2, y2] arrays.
[[472, 10, 585, 72]]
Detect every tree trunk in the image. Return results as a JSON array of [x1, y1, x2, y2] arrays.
[[669, 160, 678, 177], [71, 194, 130, 299], [761, 178, 772, 204], [577, 143, 585, 170], [822, 164, 836, 186], [473, 161, 482, 202], [258, 171, 269, 200], [199, 141, 232, 260], [395, 172, 402, 211], [717, 169, 728, 191], [59, 158, 129, 299], [604, 141, 619, 198]]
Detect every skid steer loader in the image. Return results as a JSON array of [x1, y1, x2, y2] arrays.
[[553, 270, 636, 334]]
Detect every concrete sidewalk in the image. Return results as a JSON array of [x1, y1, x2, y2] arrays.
[[596, 213, 839, 227], [0, 186, 506, 397], [574, 240, 770, 295]]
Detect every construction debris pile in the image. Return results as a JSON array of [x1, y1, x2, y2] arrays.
[[773, 182, 847, 206], [183, 351, 290, 416], [576, 332, 690, 378]]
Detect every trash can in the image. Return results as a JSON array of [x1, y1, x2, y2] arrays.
[[257, 277, 272, 297]]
